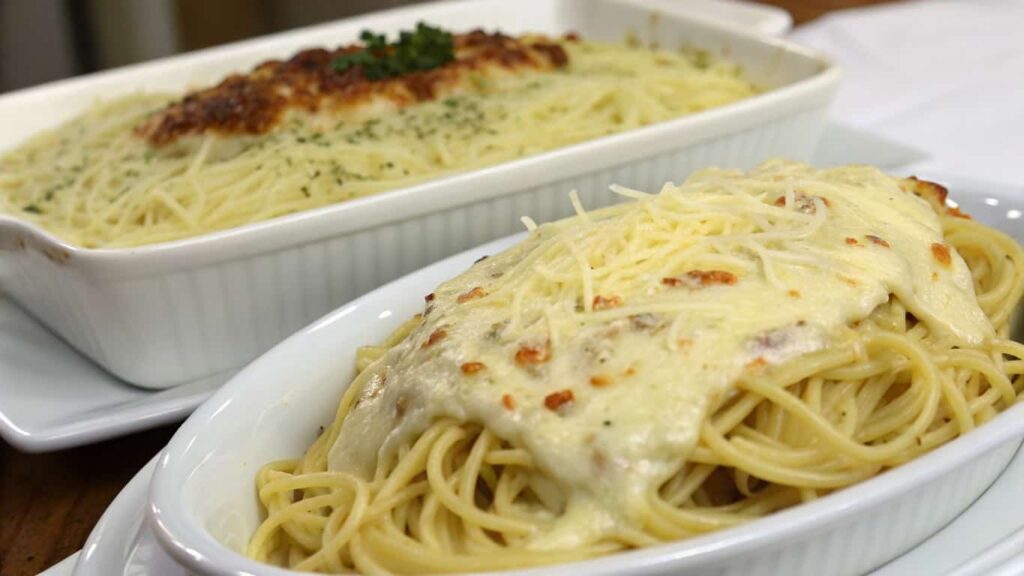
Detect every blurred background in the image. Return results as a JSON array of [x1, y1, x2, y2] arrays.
[[0, 0, 430, 92], [0, 0, 887, 93]]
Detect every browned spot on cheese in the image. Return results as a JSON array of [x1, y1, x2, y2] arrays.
[[865, 234, 890, 248], [931, 243, 952, 268], [629, 313, 664, 332], [457, 286, 486, 303], [687, 269, 737, 286], [774, 192, 831, 213], [515, 341, 551, 365], [461, 361, 486, 375], [532, 42, 568, 66], [501, 394, 516, 410], [788, 289, 801, 298], [845, 237, 859, 246], [423, 328, 447, 348], [589, 375, 611, 387], [902, 176, 948, 209], [694, 269, 736, 286], [663, 270, 737, 289], [544, 389, 574, 411], [901, 177, 973, 219], [592, 295, 623, 310], [136, 31, 569, 145], [948, 206, 972, 219]]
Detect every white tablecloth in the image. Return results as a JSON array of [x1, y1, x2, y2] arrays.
[[791, 0, 1024, 183]]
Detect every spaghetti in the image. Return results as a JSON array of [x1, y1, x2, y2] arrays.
[[247, 161, 1024, 574], [0, 31, 756, 248]]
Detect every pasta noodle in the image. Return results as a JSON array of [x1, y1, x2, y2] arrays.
[[247, 161, 1024, 574], [0, 36, 756, 248]]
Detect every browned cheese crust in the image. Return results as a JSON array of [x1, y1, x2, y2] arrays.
[[136, 31, 569, 146], [900, 176, 972, 219]]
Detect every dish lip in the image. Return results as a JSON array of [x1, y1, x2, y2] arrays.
[[0, 2, 839, 274], [75, 454, 162, 576], [145, 229, 1024, 576], [67, 420, 1024, 576]]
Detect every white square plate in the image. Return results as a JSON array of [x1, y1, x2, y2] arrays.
[[0, 307, 230, 452]]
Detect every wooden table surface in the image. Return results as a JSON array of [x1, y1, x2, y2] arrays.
[[0, 1, 897, 575]]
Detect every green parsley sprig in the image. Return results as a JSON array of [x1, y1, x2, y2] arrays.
[[333, 22, 455, 80]]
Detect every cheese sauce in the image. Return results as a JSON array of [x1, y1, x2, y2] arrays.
[[327, 160, 991, 546]]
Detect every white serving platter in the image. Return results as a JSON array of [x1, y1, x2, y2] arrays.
[[0, 300, 229, 452]]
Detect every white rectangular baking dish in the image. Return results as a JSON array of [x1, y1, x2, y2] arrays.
[[145, 229, 1024, 576], [0, 0, 839, 388]]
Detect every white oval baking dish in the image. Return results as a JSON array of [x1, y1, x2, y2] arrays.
[[146, 228, 1024, 576], [0, 0, 839, 388]]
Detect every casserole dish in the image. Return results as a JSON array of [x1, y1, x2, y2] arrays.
[[147, 227, 1024, 576], [0, 0, 839, 388]]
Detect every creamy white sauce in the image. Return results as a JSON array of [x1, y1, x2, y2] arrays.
[[328, 161, 991, 546]]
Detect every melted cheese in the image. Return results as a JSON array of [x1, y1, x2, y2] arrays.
[[327, 160, 991, 546]]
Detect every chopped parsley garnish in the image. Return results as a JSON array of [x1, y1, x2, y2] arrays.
[[332, 50, 375, 71], [333, 22, 455, 80], [23, 204, 42, 214]]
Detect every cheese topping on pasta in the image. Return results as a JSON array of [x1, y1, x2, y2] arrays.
[[326, 160, 992, 548], [0, 27, 758, 248], [247, 160, 1023, 574]]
